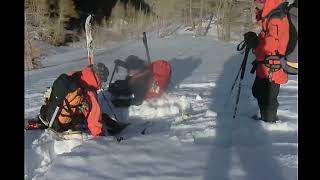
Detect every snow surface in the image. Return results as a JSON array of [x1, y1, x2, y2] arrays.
[[25, 33, 297, 180]]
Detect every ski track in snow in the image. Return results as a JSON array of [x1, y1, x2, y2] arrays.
[[25, 35, 297, 180], [25, 93, 43, 99], [25, 83, 219, 180], [178, 82, 216, 88]]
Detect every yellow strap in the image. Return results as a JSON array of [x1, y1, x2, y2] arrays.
[[287, 61, 298, 68]]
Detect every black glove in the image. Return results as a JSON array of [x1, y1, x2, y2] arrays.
[[255, 8, 262, 21], [114, 59, 121, 65], [113, 99, 131, 107], [108, 80, 132, 97], [130, 98, 143, 106], [244, 31, 259, 49], [114, 59, 127, 68], [111, 99, 132, 107]]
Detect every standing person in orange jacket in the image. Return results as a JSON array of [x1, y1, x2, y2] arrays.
[[37, 63, 109, 137], [250, 0, 290, 123]]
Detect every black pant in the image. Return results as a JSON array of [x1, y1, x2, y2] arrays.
[[252, 77, 280, 122]]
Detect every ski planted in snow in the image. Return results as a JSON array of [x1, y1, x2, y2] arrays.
[[85, 15, 94, 65]]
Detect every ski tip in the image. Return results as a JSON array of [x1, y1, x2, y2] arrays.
[[86, 15, 91, 21], [85, 15, 93, 25]]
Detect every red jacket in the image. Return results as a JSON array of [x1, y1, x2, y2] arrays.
[[77, 67, 103, 137], [254, 0, 289, 84]]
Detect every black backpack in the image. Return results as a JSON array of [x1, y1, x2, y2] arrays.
[[39, 72, 84, 131], [266, 1, 298, 75]]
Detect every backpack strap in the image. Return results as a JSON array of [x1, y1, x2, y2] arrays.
[[266, 3, 288, 21], [63, 98, 75, 114], [250, 54, 282, 74], [68, 71, 82, 91], [265, 2, 288, 37]]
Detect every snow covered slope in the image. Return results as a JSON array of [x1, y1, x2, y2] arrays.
[[25, 34, 297, 180]]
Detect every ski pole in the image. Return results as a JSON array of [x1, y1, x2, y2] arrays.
[[100, 91, 120, 122], [224, 40, 247, 107], [142, 32, 151, 64], [48, 106, 60, 128], [233, 45, 251, 118], [224, 62, 243, 107], [108, 63, 119, 87]]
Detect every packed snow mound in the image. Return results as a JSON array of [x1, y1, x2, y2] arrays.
[[25, 130, 90, 180], [129, 93, 192, 120], [25, 33, 297, 180]]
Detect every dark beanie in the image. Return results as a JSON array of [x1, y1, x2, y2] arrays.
[[125, 55, 145, 70]]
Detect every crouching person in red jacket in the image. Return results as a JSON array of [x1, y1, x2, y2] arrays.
[[109, 55, 171, 107]]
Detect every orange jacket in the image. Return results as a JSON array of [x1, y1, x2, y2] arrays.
[[254, 0, 289, 84], [78, 67, 103, 137]]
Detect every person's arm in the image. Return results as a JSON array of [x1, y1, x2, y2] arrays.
[[86, 91, 104, 137], [264, 18, 289, 56], [129, 69, 151, 106], [128, 69, 151, 86]]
